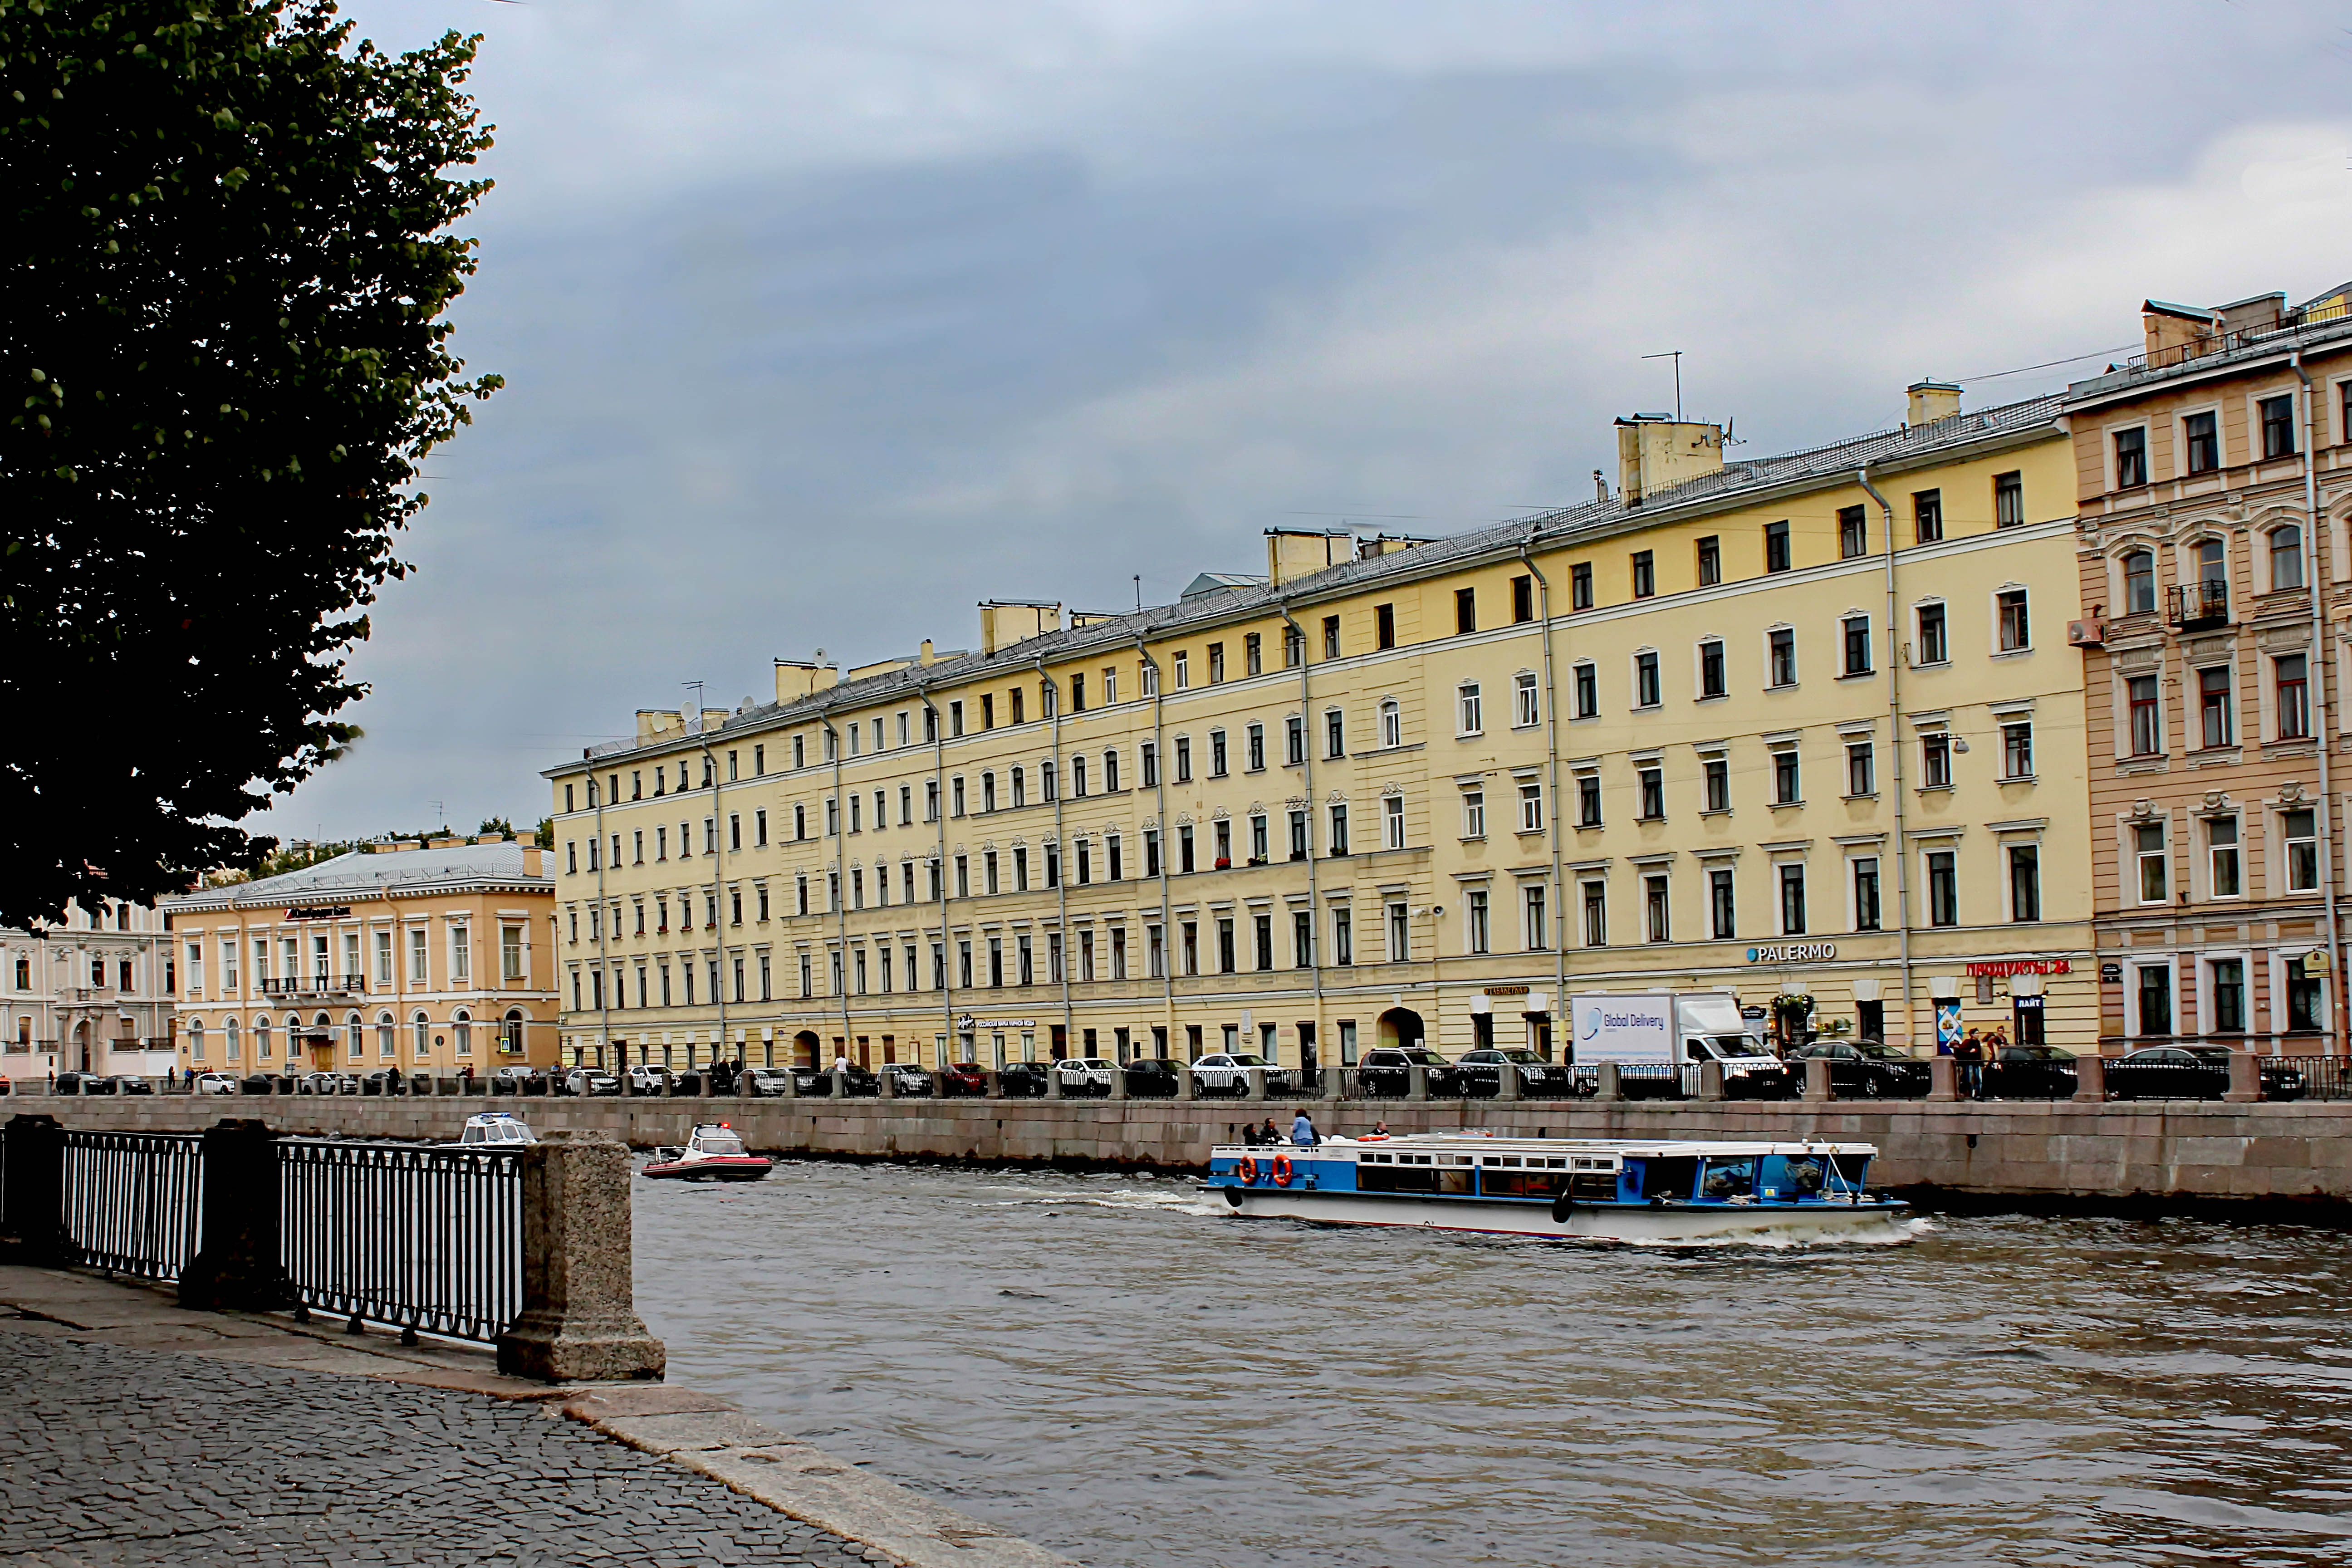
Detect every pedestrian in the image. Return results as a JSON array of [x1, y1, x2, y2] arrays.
[[1291, 1107, 1320, 1147], [387, 1063, 403, 1094], [1956, 1029, 1986, 1099], [831, 1049, 850, 1075]]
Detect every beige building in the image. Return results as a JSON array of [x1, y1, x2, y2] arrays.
[[1, 901, 177, 1082], [160, 837, 560, 1078], [547, 380, 2095, 1074]]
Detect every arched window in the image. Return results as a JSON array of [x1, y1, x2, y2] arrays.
[[224, 1017, 240, 1062], [453, 1009, 472, 1057], [189, 1019, 206, 1063], [503, 1009, 526, 1055], [345, 1012, 363, 1059], [2195, 538, 2227, 591], [413, 1011, 431, 1058], [253, 1015, 271, 1061], [377, 1012, 395, 1058], [2270, 524, 2305, 591], [2122, 550, 2156, 613], [1379, 699, 1402, 750]]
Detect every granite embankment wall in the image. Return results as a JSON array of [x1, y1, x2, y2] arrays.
[[10, 1093, 2352, 1205]]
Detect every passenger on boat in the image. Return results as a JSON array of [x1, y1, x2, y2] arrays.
[[1367, 1120, 1391, 1138], [1257, 1117, 1281, 1147], [1291, 1109, 1319, 1147]]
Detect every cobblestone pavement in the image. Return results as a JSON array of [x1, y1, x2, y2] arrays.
[[0, 1327, 890, 1568]]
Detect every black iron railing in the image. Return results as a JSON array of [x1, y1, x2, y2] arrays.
[[60, 1129, 205, 1281], [278, 1140, 523, 1345], [2274, 1056, 2352, 1101], [2167, 581, 2229, 628]]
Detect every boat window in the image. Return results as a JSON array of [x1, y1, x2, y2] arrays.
[[697, 1131, 745, 1154], [1480, 1167, 1564, 1198], [1545, 1157, 1568, 1169], [1699, 1157, 1757, 1198], [1637, 1156, 1699, 1200]]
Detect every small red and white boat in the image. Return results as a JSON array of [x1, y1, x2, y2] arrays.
[[642, 1122, 774, 1182]]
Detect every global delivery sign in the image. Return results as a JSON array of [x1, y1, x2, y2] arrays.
[[1573, 995, 1673, 1068]]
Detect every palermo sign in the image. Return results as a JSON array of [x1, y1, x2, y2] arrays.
[[1747, 943, 1836, 963]]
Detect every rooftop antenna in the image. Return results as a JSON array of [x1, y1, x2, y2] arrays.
[[1133, 574, 1142, 611], [429, 800, 444, 828], [1641, 349, 1685, 422]]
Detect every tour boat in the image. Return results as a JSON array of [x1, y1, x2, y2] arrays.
[[642, 1123, 774, 1182], [1205, 1134, 1912, 1245], [446, 1112, 538, 1148]]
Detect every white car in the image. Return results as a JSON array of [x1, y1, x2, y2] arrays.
[[564, 1067, 621, 1097], [624, 1064, 674, 1095], [192, 1072, 240, 1096], [1189, 1052, 1286, 1097], [1052, 1057, 1117, 1096]]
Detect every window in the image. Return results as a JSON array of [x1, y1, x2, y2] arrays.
[[1921, 732, 1951, 789], [1631, 551, 1655, 598], [1208, 642, 1226, 684], [1763, 520, 1790, 573], [1994, 470, 2024, 527], [2284, 808, 2320, 892], [1466, 889, 1490, 954], [1912, 490, 1942, 544], [2008, 845, 2040, 922], [1708, 868, 1735, 938], [1514, 671, 1539, 726], [1285, 715, 1306, 765], [2183, 411, 2219, 475], [1509, 781, 1539, 834], [1634, 653, 1661, 709], [2123, 550, 2156, 614], [1324, 709, 1344, 759], [1511, 575, 1534, 623], [1172, 652, 1189, 690], [2205, 957, 2246, 1034], [1703, 757, 1729, 812], [1282, 626, 1303, 669], [1463, 789, 1485, 838], [1245, 723, 1265, 772], [2261, 393, 2297, 459], [408, 928, 428, 985], [1174, 736, 1192, 782], [1455, 588, 1477, 635], [1768, 628, 1796, 687], [1638, 766, 1665, 821], [1245, 632, 1263, 676], [2001, 720, 2034, 779], [1994, 589, 2030, 653], [1582, 880, 1607, 946], [1838, 505, 1867, 559], [1375, 605, 1396, 650], [1696, 535, 1720, 586], [1573, 662, 1598, 718], [1459, 682, 1484, 734], [2276, 654, 2310, 740], [1778, 865, 1807, 935], [1643, 875, 1670, 943], [1577, 774, 1602, 827], [1846, 740, 1874, 797], [1772, 747, 1800, 805], [1386, 900, 1410, 962], [1699, 639, 1725, 699], [2115, 427, 2148, 489], [1842, 616, 1872, 676], [2136, 964, 2173, 1035], [1379, 700, 1402, 749], [2269, 525, 2305, 592], [1926, 850, 1958, 926], [2128, 674, 2162, 755], [2198, 666, 2234, 748], [1333, 907, 1352, 965], [1523, 883, 1547, 951], [2134, 821, 2168, 902], [1289, 808, 1309, 859], [2289, 954, 2325, 1031], [2206, 816, 2241, 897], [1328, 804, 1349, 856], [1383, 795, 1406, 850], [1322, 615, 1340, 658], [2195, 537, 2227, 599], [1570, 562, 1592, 610], [1852, 858, 1881, 931]]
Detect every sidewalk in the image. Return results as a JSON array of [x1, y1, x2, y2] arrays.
[[0, 1267, 1075, 1568]]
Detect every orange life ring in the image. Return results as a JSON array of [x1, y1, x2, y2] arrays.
[[1272, 1154, 1294, 1187], [1238, 1156, 1259, 1183]]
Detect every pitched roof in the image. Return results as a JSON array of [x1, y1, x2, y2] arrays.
[[162, 843, 550, 912]]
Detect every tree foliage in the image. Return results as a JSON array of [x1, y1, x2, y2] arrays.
[[1, 0, 498, 924]]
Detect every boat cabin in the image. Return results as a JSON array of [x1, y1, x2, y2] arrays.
[[1209, 1136, 1875, 1208], [455, 1112, 537, 1147]]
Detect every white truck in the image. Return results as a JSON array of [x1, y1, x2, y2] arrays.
[[1567, 990, 1795, 1099]]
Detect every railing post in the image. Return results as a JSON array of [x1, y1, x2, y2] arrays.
[[495, 1131, 666, 1382], [179, 1118, 292, 1313], [1495, 1063, 1523, 1102], [831, 1065, 852, 1101], [1593, 1063, 1622, 1102], [1245, 1067, 1269, 1102], [1321, 1065, 1345, 1101], [1694, 1061, 1723, 1102], [1803, 1057, 1834, 1102], [1174, 1059, 1196, 1102], [877, 1062, 898, 1099], [2224, 1050, 2263, 1103], [0, 1114, 68, 1266], [1927, 1057, 1960, 1102], [1406, 1063, 1429, 1102], [1107, 1063, 1129, 1102], [2073, 1054, 2107, 1102]]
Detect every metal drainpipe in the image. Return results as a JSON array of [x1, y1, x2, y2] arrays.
[[2291, 351, 2345, 1053], [1516, 522, 1568, 1045], [919, 679, 956, 1068], [821, 715, 853, 1060], [1137, 634, 1176, 1051], [1857, 469, 1918, 1055], [591, 755, 610, 1069], [701, 735, 728, 1068], [1276, 603, 1324, 1073], [1036, 652, 1075, 1057]]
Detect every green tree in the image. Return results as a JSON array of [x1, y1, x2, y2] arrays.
[[2, 0, 499, 924]]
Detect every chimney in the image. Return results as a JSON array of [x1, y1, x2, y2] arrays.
[[978, 600, 1062, 657], [919, 639, 937, 666], [428, 836, 463, 849], [1614, 415, 1725, 507], [1264, 528, 1352, 587], [2141, 298, 2221, 364], [1906, 380, 1962, 426], [521, 845, 545, 877], [774, 660, 839, 703]]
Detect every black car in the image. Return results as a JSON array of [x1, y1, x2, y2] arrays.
[[788, 1067, 834, 1097], [2104, 1046, 2307, 1101], [995, 1061, 1051, 1098], [1121, 1057, 1181, 1097], [53, 1071, 98, 1095], [1790, 1040, 1931, 1099], [1981, 1045, 2078, 1099], [238, 1073, 286, 1095], [108, 1075, 156, 1096], [1455, 1048, 1577, 1098], [1355, 1047, 1463, 1097]]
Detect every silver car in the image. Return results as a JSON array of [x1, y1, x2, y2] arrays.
[[564, 1067, 622, 1097]]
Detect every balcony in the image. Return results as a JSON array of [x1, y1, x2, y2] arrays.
[[2167, 581, 2230, 632], [258, 975, 367, 1000]]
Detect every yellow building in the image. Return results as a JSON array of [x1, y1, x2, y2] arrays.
[[546, 382, 2092, 1073], [161, 837, 560, 1078]]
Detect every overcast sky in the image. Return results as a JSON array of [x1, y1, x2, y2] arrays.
[[264, 0, 2352, 843]]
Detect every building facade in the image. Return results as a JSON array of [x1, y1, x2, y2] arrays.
[[160, 837, 560, 1078], [546, 382, 2094, 1073], [2068, 283, 2352, 1055], [1, 901, 177, 1082]]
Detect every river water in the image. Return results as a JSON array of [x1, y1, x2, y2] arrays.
[[634, 1159, 2352, 1568]]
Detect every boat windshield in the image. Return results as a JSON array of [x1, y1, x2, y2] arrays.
[[696, 1131, 745, 1154]]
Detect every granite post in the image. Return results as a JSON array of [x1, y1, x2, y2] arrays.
[[2073, 1054, 2107, 1101], [495, 1130, 666, 1382], [1803, 1057, 1834, 1102], [179, 1118, 292, 1312], [1928, 1057, 1960, 1102], [0, 1113, 67, 1266]]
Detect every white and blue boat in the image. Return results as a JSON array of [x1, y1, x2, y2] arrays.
[[1205, 1134, 1912, 1245]]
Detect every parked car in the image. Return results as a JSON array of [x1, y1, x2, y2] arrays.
[[563, 1067, 622, 1097], [883, 1063, 934, 1096], [1353, 1047, 1461, 1098], [108, 1075, 156, 1096], [625, 1064, 675, 1096], [937, 1060, 990, 1098], [1053, 1057, 1117, 1097], [838, 1063, 882, 1098], [238, 1073, 284, 1095], [1790, 1040, 1932, 1099], [1981, 1045, 2078, 1099], [294, 1071, 345, 1096], [742, 1066, 796, 1098], [0, 1073, 11, 1094], [51, 1071, 95, 1095], [2103, 1046, 2307, 1101], [1121, 1057, 1180, 1097], [358, 1070, 405, 1095], [789, 1067, 834, 1097], [1455, 1047, 1577, 1098], [995, 1061, 1051, 1098], [192, 1072, 240, 1096], [1189, 1052, 1297, 1098]]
